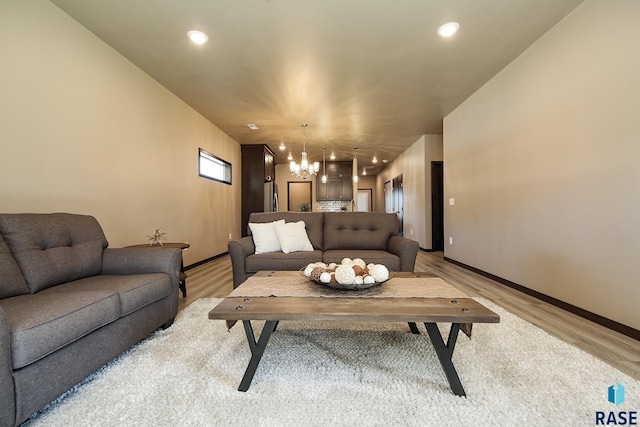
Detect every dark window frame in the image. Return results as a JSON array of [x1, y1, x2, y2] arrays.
[[198, 148, 232, 185]]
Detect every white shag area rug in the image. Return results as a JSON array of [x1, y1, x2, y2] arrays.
[[24, 298, 639, 426]]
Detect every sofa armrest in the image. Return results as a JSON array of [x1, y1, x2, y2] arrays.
[[387, 236, 420, 272], [228, 237, 255, 288], [102, 247, 182, 292], [0, 306, 16, 427]]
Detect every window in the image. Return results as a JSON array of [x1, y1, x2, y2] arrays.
[[199, 148, 232, 184]]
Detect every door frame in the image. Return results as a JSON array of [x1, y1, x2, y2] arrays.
[[431, 161, 444, 251], [287, 181, 313, 211]]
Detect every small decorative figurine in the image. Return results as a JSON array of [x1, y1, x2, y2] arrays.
[[147, 228, 167, 246]]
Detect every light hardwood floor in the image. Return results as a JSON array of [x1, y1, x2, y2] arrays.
[[179, 250, 640, 380]]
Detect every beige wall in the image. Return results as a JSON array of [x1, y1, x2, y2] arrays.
[[377, 135, 443, 248], [444, 0, 640, 330], [0, 0, 241, 266]]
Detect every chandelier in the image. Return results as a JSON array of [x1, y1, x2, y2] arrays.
[[290, 124, 320, 179]]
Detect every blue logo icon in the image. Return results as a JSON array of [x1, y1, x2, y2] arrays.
[[608, 382, 625, 406]]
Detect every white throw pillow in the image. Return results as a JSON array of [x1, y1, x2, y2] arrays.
[[274, 221, 314, 254], [249, 220, 285, 254]]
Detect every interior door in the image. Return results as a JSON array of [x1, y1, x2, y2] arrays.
[[357, 189, 372, 212]]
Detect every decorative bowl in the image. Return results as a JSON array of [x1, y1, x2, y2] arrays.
[[300, 268, 392, 291]]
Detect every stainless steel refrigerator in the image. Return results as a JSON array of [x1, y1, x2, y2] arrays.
[[264, 182, 278, 212]]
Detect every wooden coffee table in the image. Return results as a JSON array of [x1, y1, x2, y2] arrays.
[[208, 271, 499, 396]]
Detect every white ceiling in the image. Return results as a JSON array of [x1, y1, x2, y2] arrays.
[[51, 0, 583, 175]]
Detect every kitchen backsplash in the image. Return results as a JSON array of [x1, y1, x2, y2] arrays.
[[314, 200, 353, 212]]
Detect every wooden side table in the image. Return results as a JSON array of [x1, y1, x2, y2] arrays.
[[125, 242, 190, 298]]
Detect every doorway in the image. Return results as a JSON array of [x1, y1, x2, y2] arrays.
[[288, 182, 312, 211], [392, 175, 403, 235], [431, 162, 444, 251]]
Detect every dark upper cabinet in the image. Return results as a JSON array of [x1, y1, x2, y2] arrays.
[[264, 149, 275, 182], [241, 145, 276, 236], [317, 162, 353, 201]]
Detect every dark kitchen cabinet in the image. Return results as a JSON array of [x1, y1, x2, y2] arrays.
[[317, 162, 353, 201], [241, 145, 276, 236]]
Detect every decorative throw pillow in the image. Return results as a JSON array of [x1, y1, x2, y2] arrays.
[[274, 221, 314, 254], [249, 220, 285, 254]]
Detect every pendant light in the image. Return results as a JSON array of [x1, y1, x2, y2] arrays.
[[321, 147, 327, 184]]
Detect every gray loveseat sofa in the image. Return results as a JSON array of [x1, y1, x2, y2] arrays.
[[0, 213, 182, 426], [228, 211, 420, 288]]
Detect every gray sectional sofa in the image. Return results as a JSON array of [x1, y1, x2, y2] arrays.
[[228, 211, 420, 288], [0, 213, 182, 426]]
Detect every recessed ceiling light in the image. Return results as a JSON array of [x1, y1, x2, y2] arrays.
[[437, 22, 459, 37], [187, 30, 208, 44], [372, 156, 378, 164], [246, 123, 258, 130], [279, 142, 286, 150], [330, 153, 336, 160]]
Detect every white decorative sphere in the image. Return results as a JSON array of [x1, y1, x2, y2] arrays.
[[363, 275, 376, 284], [334, 265, 356, 285], [369, 264, 389, 282], [340, 258, 353, 266], [304, 265, 315, 277], [320, 272, 332, 283]]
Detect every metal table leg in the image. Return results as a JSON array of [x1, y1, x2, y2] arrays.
[[236, 320, 466, 396], [424, 322, 465, 396], [238, 320, 279, 392], [408, 322, 420, 334]]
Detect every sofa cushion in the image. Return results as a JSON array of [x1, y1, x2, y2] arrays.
[[323, 212, 399, 251], [249, 220, 285, 254], [0, 280, 120, 369], [246, 250, 323, 273], [0, 213, 108, 293], [248, 212, 324, 250], [88, 274, 172, 316], [0, 233, 29, 299], [323, 250, 401, 271], [274, 221, 314, 254]]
